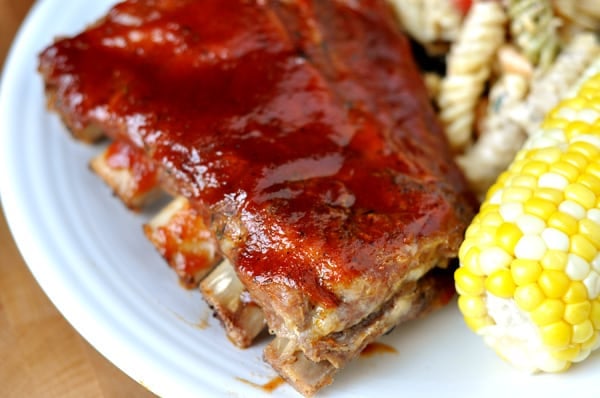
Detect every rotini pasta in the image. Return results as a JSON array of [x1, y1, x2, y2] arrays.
[[507, 0, 560, 72], [456, 73, 529, 197], [387, 0, 462, 48], [437, 1, 507, 152]]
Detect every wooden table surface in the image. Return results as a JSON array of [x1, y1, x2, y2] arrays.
[[0, 1, 156, 397]]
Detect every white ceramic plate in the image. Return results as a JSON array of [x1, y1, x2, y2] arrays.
[[2, 1, 600, 397]]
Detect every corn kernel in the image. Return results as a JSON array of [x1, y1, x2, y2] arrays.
[[565, 183, 596, 209], [561, 151, 588, 170], [514, 235, 547, 261], [521, 160, 549, 177], [579, 219, 600, 250], [585, 162, 600, 180], [495, 223, 522, 254], [485, 269, 516, 298], [516, 214, 546, 235], [511, 175, 537, 189], [476, 225, 497, 247], [547, 212, 579, 236], [531, 299, 565, 326], [480, 211, 504, 228], [563, 281, 589, 303], [464, 222, 481, 239], [534, 188, 564, 205], [583, 271, 600, 299], [502, 187, 533, 203], [540, 321, 572, 347], [529, 147, 563, 164], [572, 320, 594, 344], [570, 140, 600, 160], [591, 301, 600, 329], [511, 259, 542, 286], [461, 246, 482, 275], [570, 234, 597, 262], [524, 197, 557, 219], [458, 295, 487, 318], [577, 173, 600, 195], [464, 315, 494, 332], [455, 267, 485, 296], [541, 228, 570, 252], [564, 301, 592, 325], [559, 200, 587, 220], [514, 284, 545, 311], [541, 250, 568, 271], [550, 161, 580, 182], [566, 253, 591, 281], [566, 121, 592, 138], [499, 202, 524, 222], [587, 209, 600, 225], [551, 346, 581, 362], [538, 269, 571, 299], [479, 247, 513, 275], [538, 172, 569, 191], [581, 332, 599, 351]]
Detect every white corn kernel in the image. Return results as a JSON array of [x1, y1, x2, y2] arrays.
[[559, 200, 587, 220], [541, 228, 570, 251], [516, 214, 546, 235], [515, 235, 547, 260], [566, 253, 591, 281], [539, 173, 569, 190]]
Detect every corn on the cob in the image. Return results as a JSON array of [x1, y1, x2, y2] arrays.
[[455, 60, 600, 373]]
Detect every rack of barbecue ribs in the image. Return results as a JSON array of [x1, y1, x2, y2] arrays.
[[38, 0, 476, 395]]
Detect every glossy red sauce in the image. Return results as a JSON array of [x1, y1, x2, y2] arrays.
[[105, 139, 158, 194], [39, 0, 474, 307], [144, 203, 216, 287]]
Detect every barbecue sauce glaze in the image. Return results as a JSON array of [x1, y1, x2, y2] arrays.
[[39, 0, 474, 308]]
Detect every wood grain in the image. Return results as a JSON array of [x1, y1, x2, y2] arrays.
[[0, 1, 156, 397]]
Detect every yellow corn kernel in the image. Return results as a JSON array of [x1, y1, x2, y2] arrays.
[[485, 269, 516, 298], [534, 187, 564, 205], [565, 183, 596, 210], [538, 270, 571, 299], [591, 300, 600, 329], [551, 346, 581, 362], [577, 173, 600, 195], [514, 284, 545, 311], [563, 281, 589, 303], [585, 162, 600, 180], [531, 299, 565, 326], [540, 321, 572, 347], [570, 234, 597, 262], [461, 246, 482, 275], [579, 218, 600, 248], [502, 187, 533, 203], [455, 267, 485, 296], [495, 223, 522, 254], [541, 250, 568, 271], [521, 160, 549, 177], [464, 315, 494, 332], [565, 121, 592, 138], [564, 301, 592, 325], [511, 259, 542, 286], [561, 151, 588, 170], [458, 295, 487, 318], [581, 333, 599, 351], [572, 320, 594, 344], [480, 211, 504, 228], [550, 161, 580, 182], [547, 212, 579, 236], [524, 197, 557, 220], [570, 140, 600, 160], [511, 175, 537, 189], [528, 147, 562, 164]]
